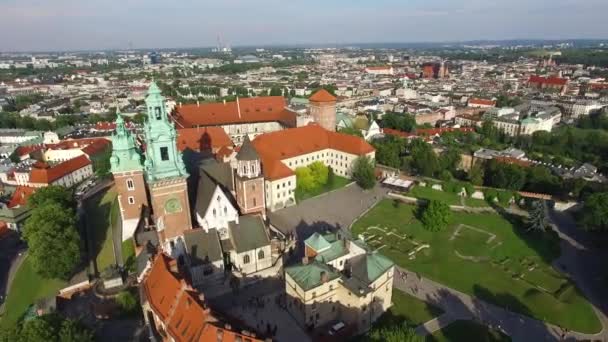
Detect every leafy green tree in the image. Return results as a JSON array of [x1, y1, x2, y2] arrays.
[[421, 200, 451, 232], [269, 86, 283, 96], [23, 203, 81, 280], [372, 135, 404, 168], [352, 156, 376, 190], [309, 161, 329, 186], [527, 200, 548, 232], [440, 148, 462, 174], [58, 318, 95, 342], [338, 127, 363, 137], [27, 185, 75, 209], [409, 139, 440, 177], [94, 147, 112, 179], [579, 192, 608, 232], [382, 112, 416, 132], [484, 160, 526, 190], [365, 324, 423, 342], [116, 290, 139, 315], [468, 162, 485, 186], [295, 167, 316, 192]]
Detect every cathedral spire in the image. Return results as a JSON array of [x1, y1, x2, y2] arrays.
[[110, 110, 143, 173]]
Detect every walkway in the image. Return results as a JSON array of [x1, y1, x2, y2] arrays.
[[396, 267, 605, 341]]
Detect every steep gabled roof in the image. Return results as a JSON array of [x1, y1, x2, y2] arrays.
[[176, 127, 233, 152], [143, 254, 184, 321]]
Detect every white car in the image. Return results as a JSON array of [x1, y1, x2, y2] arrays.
[[328, 322, 345, 336]]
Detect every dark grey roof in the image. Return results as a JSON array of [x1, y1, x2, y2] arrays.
[[201, 159, 234, 192], [183, 228, 223, 265], [195, 171, 220, 217], [235, 135, 259, 161], [135, 242, 156, 276], [228, 215, 270, 253]]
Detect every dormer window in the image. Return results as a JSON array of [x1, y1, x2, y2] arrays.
[[155, 107, 162, 120]]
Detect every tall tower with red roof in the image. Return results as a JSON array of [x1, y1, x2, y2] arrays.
[[309, 89, 337, 132]]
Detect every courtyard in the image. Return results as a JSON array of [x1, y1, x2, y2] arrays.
[[351, 199, 601, 333]]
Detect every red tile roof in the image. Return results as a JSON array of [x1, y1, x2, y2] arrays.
[[528, 75, 568, 86], [8, 186, 37, 208], [309, 89, 337, 103], [29, 155, 91, 184], [80, 139, 111, 157], [14, 144, 44, 158], [252, 124, 375, 180], [142, 254, 264, 342], [383, 127, 475, 139], [172, 97, 297, 129], [177, 127, 233, 152], [468, 98, 496, 106]]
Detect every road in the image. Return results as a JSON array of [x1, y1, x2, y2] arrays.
[[0, 232, 26, 314]]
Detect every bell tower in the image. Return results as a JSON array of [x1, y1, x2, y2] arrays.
[[234, 136, 265, 215], [111, 111, 148, 241], [143, 82, 192, 253]]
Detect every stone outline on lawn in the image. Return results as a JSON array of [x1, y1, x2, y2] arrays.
[[360, 225, 430, 259]]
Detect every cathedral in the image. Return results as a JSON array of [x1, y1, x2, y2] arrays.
[[111, 83, 273, 281]]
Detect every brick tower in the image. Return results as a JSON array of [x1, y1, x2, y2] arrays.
[[143, 82, 192, 255], [309, 89, 337, 132], [233, 136, 265, 215], [110, 111, 148, 241]]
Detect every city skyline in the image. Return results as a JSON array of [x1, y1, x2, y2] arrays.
[[2, 0, 608, 52]]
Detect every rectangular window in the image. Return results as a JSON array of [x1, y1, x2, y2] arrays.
[[128, 196, 135, 204], [160, 147, 169, 161], [126, 179, 134, 191]]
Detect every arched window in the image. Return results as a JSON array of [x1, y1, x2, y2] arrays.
[[243, 255, 250, 264], [155, 107, 162, 120], [258, 250, 264, 259]]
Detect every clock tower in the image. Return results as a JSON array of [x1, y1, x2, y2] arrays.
[[143, 82, 192, 254], [110, 111, 148, 242]]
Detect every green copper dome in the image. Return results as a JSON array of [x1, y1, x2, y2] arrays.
[[110, 111, 143, 173]]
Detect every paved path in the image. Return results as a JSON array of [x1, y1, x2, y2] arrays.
[[395, 267, 606, 341], [414, 313, 460, 336]]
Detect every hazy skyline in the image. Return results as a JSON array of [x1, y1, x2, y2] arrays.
[[2, 0, 608, 52]]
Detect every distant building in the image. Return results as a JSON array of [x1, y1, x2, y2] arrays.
[[527, 75, 568, 94], [468, 98, 496, 108], [364, 66, 394, 75]]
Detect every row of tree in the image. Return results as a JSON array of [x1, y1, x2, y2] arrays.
[[0, 314, 94, 342]]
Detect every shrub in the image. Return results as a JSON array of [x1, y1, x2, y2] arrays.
[[421, 200, 451, 232]]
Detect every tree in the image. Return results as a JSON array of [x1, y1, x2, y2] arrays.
[[19, 315, 58, 342], [295, 166, 316, 192], [352, 156, 376, 190], [338, 127, 363, 137], [382, 112, 416, 132], [23, 203, 81, 280], [409, 139, 440, 177], [483, 160, 526, 190], [579, 192, 608, 232], [372, 135, 404, 169], [116, 290, 139, 315], [527, 200, 548, 232], [94, 147, 112, 179], [421, 200, 451, 232], [27, 185, 75, 210], [58, 319, 95, 342], [308, 161, 329, 186], [440, 148, 462, 174], [468, 162, 485, 186], [269, 86, 283, 96], [365, 324, 423, 342]]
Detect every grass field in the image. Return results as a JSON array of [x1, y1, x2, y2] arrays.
[[85, 190, 117, 273], [409, 186, 489, 208], [296, 176, 351, 201], [0, 256, 66, 328], [354, 290, 443, 341], [351, 200, 601, 333], [428, 320, 511, 342]]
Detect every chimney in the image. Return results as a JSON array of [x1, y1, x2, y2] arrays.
[[320, 271, 329, 283], [179, 102, 182, 107], [223, 99, 226, 105], [197, 100, 200, 107], [236, 96, 241, 119], [302, 256, 309, 265], [198, 292, 206, 303], [224, 324, 232, 331]]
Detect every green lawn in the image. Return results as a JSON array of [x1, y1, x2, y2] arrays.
[[351, 200, 601, 333], [428, 320, 511, 342], [409, 186, 490, 208], [354, 290, 443, 341], [122, 238, 136, 272], [85, 190, 117, 273], [0, 256, 66, 328], [296, 176, 351, 201]]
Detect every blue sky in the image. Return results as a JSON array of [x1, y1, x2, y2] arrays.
[[1, 0, 607, 51]]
